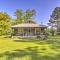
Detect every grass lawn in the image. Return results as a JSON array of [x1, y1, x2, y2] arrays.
[[0, 36, 60, 60]]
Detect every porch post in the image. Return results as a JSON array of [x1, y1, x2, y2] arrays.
[[35, 28, 36, 36], [23, 28, 24, 36]]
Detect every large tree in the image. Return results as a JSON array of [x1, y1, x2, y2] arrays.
[[15, 9, 36, 24], [49, 7, 60, 33], [15, 9, 24, 24], [25, 9, 36, 20], [0, 12, 11, 35], [51, 7, 60, 20]]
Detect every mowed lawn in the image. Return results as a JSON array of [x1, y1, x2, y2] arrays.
[[0, 36, 60, 60]]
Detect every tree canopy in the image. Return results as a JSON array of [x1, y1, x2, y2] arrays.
[[51, 7, 60, 20], [0, 12, 11, 35], [49, 7, 60, 33], [15, 9, 36, 24], [49, 7, 60, 23]]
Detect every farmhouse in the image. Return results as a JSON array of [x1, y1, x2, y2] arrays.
[[11, 20, 47, 38]]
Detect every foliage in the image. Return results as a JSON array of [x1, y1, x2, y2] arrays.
[[50, 29, 55, 36], [49, 7, 60, 34], [15, 9, 36, 24], [49, 7, 60, 24], [15, 9, 23, 24], [25, 9, 36, 20], [0, 12, 11, 35], [11, 19, 17, 25], [51, 7, 60, 20]]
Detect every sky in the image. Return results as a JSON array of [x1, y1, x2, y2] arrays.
[[0, 0, 60, 25]]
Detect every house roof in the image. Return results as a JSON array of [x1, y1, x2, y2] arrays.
[[12, 23, 47, 28]]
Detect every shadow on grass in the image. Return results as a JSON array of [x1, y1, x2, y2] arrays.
[[0, 46, 60, 60], [35, 37, 60, 45], [14, 38, 41, 42], [14, 37, 60, 45]]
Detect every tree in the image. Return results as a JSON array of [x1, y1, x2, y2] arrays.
[[0, 12, 11, 35], [49, 7, 60, 34], [15, 9, 23, 24], [51, 7, 60, 20], [25, 9, 36, 20], [14, 9, 36, 24], [11, 19, 17, 25]]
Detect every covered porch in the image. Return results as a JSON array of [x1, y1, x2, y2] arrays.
[[12, 27, 46, 38], [11, 22, 47, 38]]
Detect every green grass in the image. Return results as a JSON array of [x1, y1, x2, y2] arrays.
[[0, 36, 60, 60]]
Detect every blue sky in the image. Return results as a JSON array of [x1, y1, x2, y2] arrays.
[[0, 0, 60, 25]]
